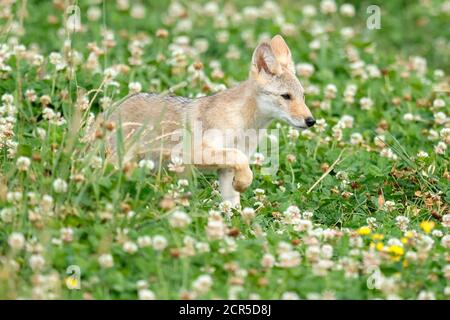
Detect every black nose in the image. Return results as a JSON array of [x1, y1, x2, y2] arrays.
[[305, 117, 316, 127]]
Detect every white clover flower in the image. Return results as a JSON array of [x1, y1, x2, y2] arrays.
[[442, 214, 450, 228], [433, 98, 445, 108], [2, 93, 14, 105], [315, 118, 327, 132], [41, 194, 54, 212], [128, 81, 142, 94], [359, 97, 373, 110], [193, 274, 213, 294], [432, 230, 443, 237], [367, 217, 378, 228], [417, 291, 435, 300], [16, 156, 31, 172], [252, 152, 265, 166], [6, 191, 22, 203], [137, 236, 152, 248], [332, 125, 343, 141], [339, 115, 354, 128], [320, 0, 337, 14], [130, 3, 146, 19], [278, 250, 301, 268], [123, 241, 138, 254], [177, 179, 189, 187], [296, 63, 315, 78], [99, 96, 112, 109], [204, 2, 219, 16], [434, 112, 448, 125], [321, 244, 333, 259], [440, 128, 450, 144], [441, 235, 450, 248], [288, 127, 299, 140], [241, 207, 256, 224], [60, 227, 74, 242], [29, 254, 45, 271], [206, 218, 227, 241], [380, 148, 398, 160], [410, 56, 427, 75], [395, 215, 409, 230], [42, 107, 56, 120], [403, 113, 414, 121], [282, 292, 300, 300], [340, 27, 355, 40], [384, 201, 396, 213], [52, 178, 68, 193], [285, 205, 300, 216], [90, 156, 103, 169], [136, 280, 148, 290], [417, 150, 429, 159], [343, 84, 357, 103], [8, 232, 25, 250], [405, 251, 418, 262], [434, 69, 444, 78], [340, 3, 355, 17], [305, 84, 320, 95], [367, 64, 381, 78], [293, 219, 313, 232], [168, 210, 192, 229], [168, 155, 184, 173], [320, 100, 331, 111], [303, 211, 314, 220], [138, 159, 155, 171], [152, 235, 168, 251], [324, 84, 337, 99], [350, 132, 363, 145], [309, 39, 321, 50], [49, 52, 63, 66], [261, 253, 276, 268], [219, 200, 233, 216], [87, 6, 102, 21], [138, 289, 156, 300], [98, 253, 114, 268], [35, 127, 47, 140], [302, 5, 317, 17]]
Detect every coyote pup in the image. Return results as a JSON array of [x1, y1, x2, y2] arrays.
[[99, 35, 315, 206]]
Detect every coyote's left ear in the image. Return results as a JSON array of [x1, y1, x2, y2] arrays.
[[270, 35, 295, 73]]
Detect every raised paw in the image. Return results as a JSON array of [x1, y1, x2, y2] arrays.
[[232, 167, 253, 192]]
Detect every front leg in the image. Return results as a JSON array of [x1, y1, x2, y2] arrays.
[[218, 169, 240, 207], [196, 145, 253, 203]]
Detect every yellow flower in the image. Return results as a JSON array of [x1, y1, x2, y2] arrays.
[[420, 221, 435, 234], [376, 242, 384, 251], [372, 233, 384, 241], [357, 226, 371, 236], [402, 259, 409, 268], [387, 245, 404, 257], [65, 277, 79, 289], [387, 245, 404, 262], [401, 237, 408, 244], [405, 231, 414, 238]]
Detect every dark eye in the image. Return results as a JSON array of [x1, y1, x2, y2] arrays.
[[281, 93, 291, 100]]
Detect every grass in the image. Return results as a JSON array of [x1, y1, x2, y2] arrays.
[[0, 0, 449, 300]]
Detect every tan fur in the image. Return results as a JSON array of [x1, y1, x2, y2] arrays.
[[94, 35, 314, 206]]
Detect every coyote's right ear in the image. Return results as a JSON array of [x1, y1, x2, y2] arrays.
[[251, 42, 281, 77]]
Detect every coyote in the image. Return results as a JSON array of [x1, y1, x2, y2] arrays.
[[96, 35, 315, 206]]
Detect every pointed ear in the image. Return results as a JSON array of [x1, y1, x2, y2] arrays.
[[270, 35, 294, 70], [251, 42, 281, 76]]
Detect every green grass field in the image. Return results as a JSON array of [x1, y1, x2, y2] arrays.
[[0, 0, 449, 299]]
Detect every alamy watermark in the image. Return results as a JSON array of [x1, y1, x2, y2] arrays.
[[367, 5, 381, 30], [66, 265, 81, 290]]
